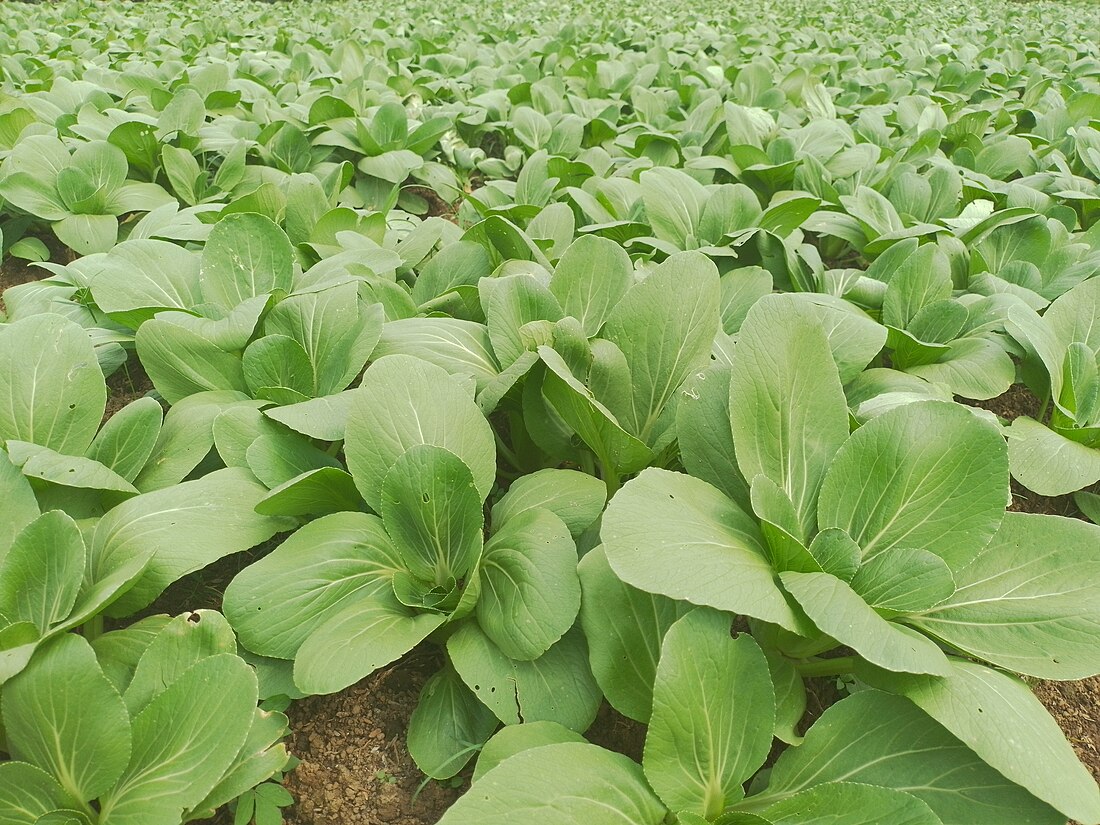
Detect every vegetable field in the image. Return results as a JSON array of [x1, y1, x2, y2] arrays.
[[2, 0, 1100, 822]]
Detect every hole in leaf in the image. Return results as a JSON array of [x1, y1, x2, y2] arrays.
[[187, 612, 202, 623]]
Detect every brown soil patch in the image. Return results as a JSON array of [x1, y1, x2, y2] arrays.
[[103, 355, 156, 423], [283, 651, 463, 825]]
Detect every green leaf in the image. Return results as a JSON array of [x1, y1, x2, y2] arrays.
[[345, 355, 496, 512], [908, 512, 1100, 679], [478, 507, 579, 660], [136, 319, 247, 404], [730, 295, 849, 535], [472, 722, 587, 783], [539, 345, 654, 477], [254, 467, 365, 517], [0, 620, 39, 685], [53, 214, 118, 255], [92, 468, 292, 616], [264, 391, 354, 442], [549, 235, 634, 337], [224, 512, 401, 659], [437, 742, 667, 825], [578, 546, 688, 722], [7, 441, 138, 497], [374, 318, 500, 394], [762, 690, 1066, 825], [1007, 416, 1100, 496], [640, 167, 706, 248], [448, 624, 601, 731], [133, 391, 251, 491], [407, 667, 499, 779], [89, 240, 203, 327], [675, 366, 750, 510], [381, 444, 485, 583], [294, 591, 445, 695], [90, 615, 173, 695], [817, 401, 1008, 569], [85, 397, 163, 483], [0, 511, 85, 633], [2, 634, 131, 801], [849, 548, 955, 613], [603, 468, 807, 634], [198, 213, 294, 311], [491, 469, 606, 539], [780, 572, 951, 675], [601, 251, 720, 442], [242, 335, 314, 404], [123, 610, 238, 715], [0, 315, 106, 455], [265, 284, 382, 396], [860, 659, 1100, 824], [0, 763, 73, 825], [805, 528, 861, 582], [882, 244, 952, 329], [0, 448, 39, 562], [758, 783, 942, 825], [98, 655, 258, 825], [644, 610, 774, 818], [906, 338, 1016, 401]]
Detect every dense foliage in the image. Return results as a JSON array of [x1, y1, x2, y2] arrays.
[[1, 0, 1100, 822]]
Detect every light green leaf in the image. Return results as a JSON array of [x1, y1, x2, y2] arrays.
[[730, 295, 849, 535], [407, 667, 499, 779], [675, 366, 749, 510], [92, 468, 292, 616], [448, 624, 601, 731], [491, 468, 606, 539], [264, 391, 354, 442], [136, 319, 247, 404], [602, 251, 720, 441], [2, 634, 131, 801], [0, 763, 73, 825], [602, 468, 807, 634], [859, 659, 1100, 824], [780, 572, 951, 675], [53, 214, 118, 255], [908, 512, 1100, 679], [345, 355, 496, 511], [759, 783, 942, 825], [472, 722, 586, 783], [644, 610, 774, 818], [381, 444, 484, 583], [578, 546, 688, 722], [98, 655, 257, 825], [294, 591, 445, 695], [478, 507, 579, 660], [549, 235, 634, 337], [0, 448, 39, 562], [0, 315, 105, 455], [850, 548, 955, 613], [0, 511, 84, 633], [1007, 416, 1100, 496], [225, 512, 402, 659], [254, 467, 365, 517], [763, 689, 1065, 825], [198, 213, 294, 311], [817, 401, 1008, 570], [437, 742, 667, 825], [89, 240, 203, 327], [7, 441, 137, 496], [85, 397, 163, 483]]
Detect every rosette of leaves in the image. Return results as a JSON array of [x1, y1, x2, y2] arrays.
[[224, 355, 607, 778], [438, 607, 1082, 825], [0, 136, 173, 254], [0, 611, 290, 825], [592, 293, 1100, 823], [869, 238, 1021, 400], [0, 313, 294, 683], [1004, 275, 1100, 495]]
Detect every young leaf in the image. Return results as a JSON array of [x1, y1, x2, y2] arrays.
[[345, 355, 496, 511], [0, 763, 74, 825], [198, 213, 294, 311], [472, 722, 587, 782], [98, 654, 258, 825], [477, 507, 580, 660], [0, 511, 85, 633]]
